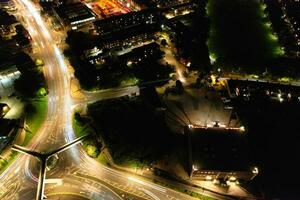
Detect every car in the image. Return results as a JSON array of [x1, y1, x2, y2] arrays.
[[224, 106, 233, 110], [222, 98, 231, 103]]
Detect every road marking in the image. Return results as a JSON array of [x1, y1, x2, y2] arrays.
[[141, 188, 161, 200], [45, 178, 63, 185]]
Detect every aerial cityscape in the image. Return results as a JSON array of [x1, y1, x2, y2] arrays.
[[0, 0, 299, 199]]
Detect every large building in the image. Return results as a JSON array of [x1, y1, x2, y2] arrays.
[[53, 2, 96, 30], [0, 9, 19, 38], [84, 24, 159, 63], [186, 126, 258, 183], [94, 9, 161, 35]]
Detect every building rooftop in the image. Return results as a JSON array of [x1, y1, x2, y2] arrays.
[[94, 23, 159, 46], [54, 2, 96, 27], [94, 9, 160, 35], [0, 9, 18, 25], [188, 127, 254, 172]]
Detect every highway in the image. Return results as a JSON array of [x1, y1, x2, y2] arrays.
[[0, 1, 230, 200]]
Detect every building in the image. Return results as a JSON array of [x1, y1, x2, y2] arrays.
[[94, 9, 161, 35], [53, 2, 96, 30], [0, 61, 20, 77], [0, 0, 17, 11], [84, 23, 160, 63], [118, 42, 162, 64], [0, 118, 18, 153], [12, 25, 32, 52], [99, 23, 159, 49], [186, 126, 258, 183], [0, 9, 19, 38], [151, 0, 191, 9], [0, 38, 19, 54]]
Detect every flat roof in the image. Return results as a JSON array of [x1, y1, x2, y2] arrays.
[[94, 23, 159, 45], [94, 8, 160, 32], [0, 9, 18, 25], [55, 3, 96, 25], [189, 127, 253, 172]]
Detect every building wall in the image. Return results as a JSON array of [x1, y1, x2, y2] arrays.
[[191, 169, 257, 181]]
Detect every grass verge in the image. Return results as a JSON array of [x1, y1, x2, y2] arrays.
[[22, 96, 47, 146], [0, 151, 18, 174]]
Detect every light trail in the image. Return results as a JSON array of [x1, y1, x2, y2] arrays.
[[128, 177, 166, 193]]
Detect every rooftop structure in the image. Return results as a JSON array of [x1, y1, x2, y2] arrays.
[[53, 2, 96, 30], [84, 23, 159, 63], [186, 126, 258, 182], [118, 42, 161, 64], [0, 9, 19, 37], [85, 0, 140, 19], [98, 23, 159, 49], [94, 8, 161, 35]]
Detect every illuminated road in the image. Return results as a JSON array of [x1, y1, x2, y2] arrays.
[[0, 1, 231, 200]]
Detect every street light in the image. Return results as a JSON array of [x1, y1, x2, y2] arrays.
[[252, 167, 259, 174]]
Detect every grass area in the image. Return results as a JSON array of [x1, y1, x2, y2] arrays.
[[88, 97, 174, 166], [73, 115, 100, 158], [73, 116, 88, 138], [207, 0, 283, 70], [23, 96, 47, 146], [0, 151, 18, 174], [153, 180, 216, 200], [96, 152, 109, 165]]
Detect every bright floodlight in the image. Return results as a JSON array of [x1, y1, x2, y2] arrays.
[[205, 175, 212, 181], [239, 126, 245, 132], [252, 167, 259, 174], [192, 164, 198, 171]]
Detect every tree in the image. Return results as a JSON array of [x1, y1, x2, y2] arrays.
[[86, 144, 99, 158], [161, 39, 167, 46], [176, 80, 184, 94]]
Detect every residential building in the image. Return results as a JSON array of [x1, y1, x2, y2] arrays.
[[94, 9, 161, 35], [0, 9, 19, 38]]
